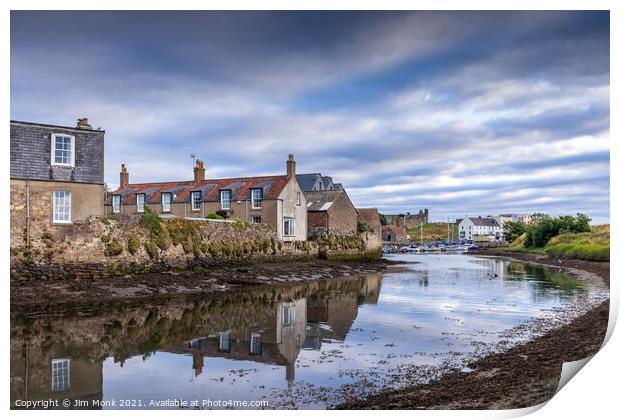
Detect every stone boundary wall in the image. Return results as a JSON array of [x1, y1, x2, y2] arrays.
[[11, 215, 378, 282]]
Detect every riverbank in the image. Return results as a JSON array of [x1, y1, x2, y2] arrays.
[[11, 257, 393, 310], [339, 250, 610, 409]]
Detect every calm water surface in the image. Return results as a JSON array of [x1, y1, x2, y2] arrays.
[[11, 254, 598, 409]]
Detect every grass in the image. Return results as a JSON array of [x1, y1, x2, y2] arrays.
[[510, 224, 609, 262], [406, 223, 459, 242]]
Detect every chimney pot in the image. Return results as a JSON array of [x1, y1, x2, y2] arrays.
[[120, 164, 129, 187], [76, 117, 92, 129]]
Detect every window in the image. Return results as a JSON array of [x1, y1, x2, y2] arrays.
[[190, 191, 202, 211], [136, 193, 146, 213], [251, 216, 262, 224], [51, 359, 70, 392], [220, 190, 232, 210], [51, 134, 75, 166], [296, 191, 301, 206], [282, 307, 295, 325], [249, 333, 262, 355], [284, 218, 295, 236], [219, 331, 231, 352], [112, 194, 121, 213], [52, 191, 71, 223], [161, 192, 172, 212], [250, 188, 263, 209]]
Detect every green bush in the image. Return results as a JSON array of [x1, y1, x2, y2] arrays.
[[524, 213, 591, 248], [504, 221, 527, 242], [127, 235, 141, 255], [101, 233, 111, 243], [139, 207, 162, 235], [206, 213, 225, 220], [155, 225, 172, 250], [104, 239, 124, 257], [145, 240, 159, 260]]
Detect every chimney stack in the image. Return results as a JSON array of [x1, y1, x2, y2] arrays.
[[120, 164, 129, 188], [76, 117, 92, 129], [286, 154, 296, 179], [193, 160, 205, 182]]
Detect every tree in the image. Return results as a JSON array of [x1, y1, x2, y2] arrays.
[[504, 221, 527, 242], [379, 213, 388, 226]]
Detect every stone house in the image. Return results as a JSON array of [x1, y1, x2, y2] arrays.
[[356, 208, 382, 251], [305, 189, 358, 234], [107, 154, 307, 241], [458, 216, 502, 241], [10, 119, 105, 248], [381, 225, 408, 242]]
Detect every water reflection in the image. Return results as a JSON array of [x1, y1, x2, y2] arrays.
[[11, 255, 595, 409]]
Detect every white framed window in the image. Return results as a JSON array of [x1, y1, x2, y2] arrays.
[[250, 188, 263, 209], [136, 193, 146, 213], [220, 190, 232, 210], [52, 191, 71, 223], [112, 194, 121, 213], [190, 191, 202, 211], [51, 358, 70, 392], [251, 216, 262, 224], [249, 333, 262, 355], [161, 192, 172, 212], [284, 218, 295, 236], [51, 134, 75, 167], [282, 307, 295, 325], [219, 331, 231, 352]]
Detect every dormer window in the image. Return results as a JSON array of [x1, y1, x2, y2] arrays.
[[220, 190, 232, 210], [190, 191, 202, 211], [112, 194, 121, 214], [250, 188, 263, 209], [136, 193, 146, 213], [51, 133, 75, 167], [161, 192, 172, 212]]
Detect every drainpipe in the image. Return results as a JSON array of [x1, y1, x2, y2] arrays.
[[25, 180, 31, 249]]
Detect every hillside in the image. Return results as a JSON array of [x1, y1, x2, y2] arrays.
[[406, 223, 459, 242]]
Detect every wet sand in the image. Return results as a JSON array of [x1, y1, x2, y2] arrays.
[[339, 250, 610, 409]]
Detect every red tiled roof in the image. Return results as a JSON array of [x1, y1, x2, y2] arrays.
[[113, 175, 289, 205], [383, 225, 407, 235]]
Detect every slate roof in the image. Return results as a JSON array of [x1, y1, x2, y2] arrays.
[[113, 175, 289, 205], [304, 190, 344, 211], [296, 173, 322, 192], [468, 217, 500, 227]]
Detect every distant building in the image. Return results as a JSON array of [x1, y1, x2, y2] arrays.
[[296, 173, 339, 192], [495, 213, 533, 228], [458, 216, 502, 241], [384, 209, 429, 228], [382, 225, 408, 242], [10, 118, 105, 248], [305, 189, 358, 234], [108, 154, 307, 241]]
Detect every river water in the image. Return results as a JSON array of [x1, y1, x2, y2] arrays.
[[10, 254, 606, 409]]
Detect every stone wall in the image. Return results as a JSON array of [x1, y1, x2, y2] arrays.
[[384, 209, 429, 228], [10, 179, 105, 249], [11, 213, 377, 282]]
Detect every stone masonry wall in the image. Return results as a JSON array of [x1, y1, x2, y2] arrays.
[[11, 213, 376, 282]]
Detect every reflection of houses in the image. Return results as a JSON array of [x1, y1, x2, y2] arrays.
[[304, 274, 381, 350], [10, 343, 103, 409], [163, 299, 307, 381]]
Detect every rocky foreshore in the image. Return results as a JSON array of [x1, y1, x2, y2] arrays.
[[11, 258, 394, 311]]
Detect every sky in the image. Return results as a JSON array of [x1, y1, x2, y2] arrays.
[[10, 11, 610, 223]]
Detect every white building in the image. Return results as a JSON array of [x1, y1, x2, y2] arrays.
[[458, 216, 502, 241], [494, 213, 532, 228]]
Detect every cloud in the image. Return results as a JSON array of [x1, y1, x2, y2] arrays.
[[10, 11, 610, 223]]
